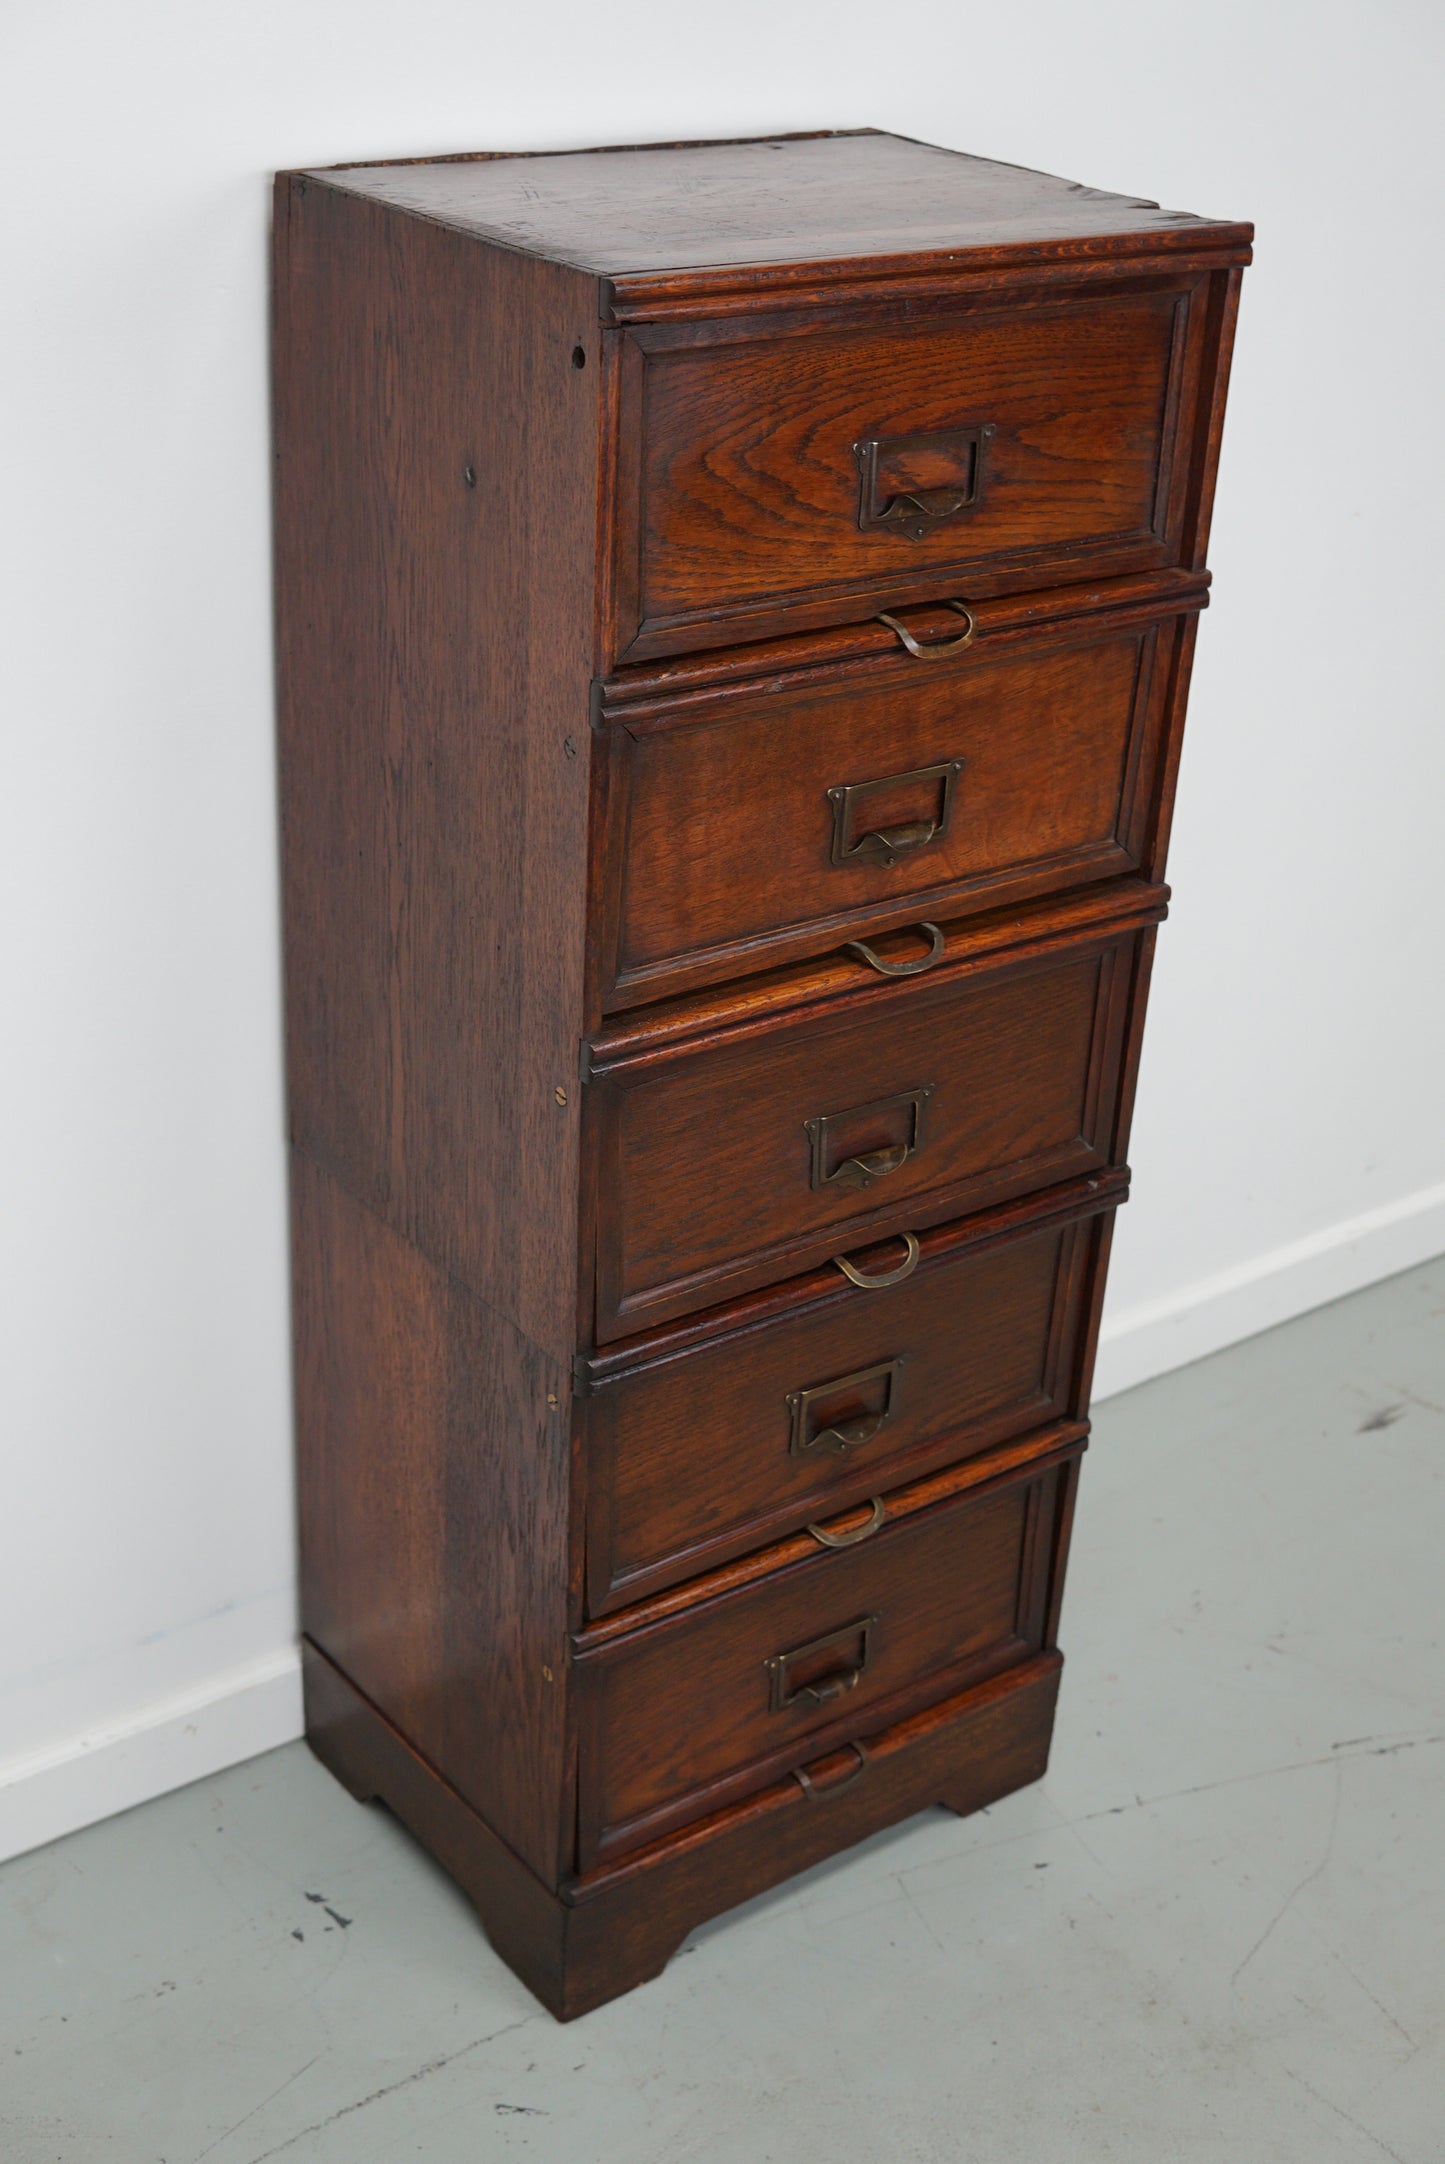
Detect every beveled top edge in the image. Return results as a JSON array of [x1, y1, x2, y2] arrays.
[[298, 130, 1252, 287]]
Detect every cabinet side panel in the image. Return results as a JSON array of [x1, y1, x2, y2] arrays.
[[273, 176, 599, 1358], [293, 1150, 574, 1884]]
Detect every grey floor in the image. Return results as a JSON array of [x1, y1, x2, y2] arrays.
[[4, 1261, 1443, 2164]]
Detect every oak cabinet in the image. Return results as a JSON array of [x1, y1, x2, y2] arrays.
[[275, 128, 1248, 2018]]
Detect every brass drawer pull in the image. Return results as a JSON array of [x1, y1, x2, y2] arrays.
[[877, 601, 977, 657], [805, 1086, 932, 1194], [792, 1740, 870, 1801], [844, 922, 944, 977], [807, 1497, 885, 1550], [828, 759, 963, 867], [855, 424, 993, 539], [833, 1232, 920, 1290], [767, 1615, 876, 1712], [786, 1358, 903, 1458]]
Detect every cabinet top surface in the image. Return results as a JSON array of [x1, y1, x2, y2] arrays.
[[305, 129, 1250, 280]]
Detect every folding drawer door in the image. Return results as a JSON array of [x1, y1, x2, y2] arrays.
[[578, 1171, 1124, 1614], [606, 274, 1218, 659], [581, 882, 1164, 1340], [571, 1443, 1081, 1870], [593, 570, 1205, 1008]]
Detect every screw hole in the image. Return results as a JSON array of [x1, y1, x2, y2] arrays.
[[571, 345, 586, 370], [462, 464, 476, 488]]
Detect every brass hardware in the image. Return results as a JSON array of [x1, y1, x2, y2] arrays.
[[828, 761, 963, 867], [767, 1615, 876, 1712], [833, 1232, 921, 1290], [844, 922, 945, 977], [807, 1497, 886, 1550], [792, 1740, 870, 1801], [786, 1358, 903, 1459], [855, 424, 993, 538], [554, 1086, 569, 1106], [805, 1086, 932, 1193], [877, 601, 978, 658]]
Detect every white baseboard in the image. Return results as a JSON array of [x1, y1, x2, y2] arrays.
[[1093, 1178, 1445, 1402], [3, 1183, 1442, 1867], [0, 1646, 304, 1866]]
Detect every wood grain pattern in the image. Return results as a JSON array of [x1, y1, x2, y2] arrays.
[[582, 1187, 1114, 1613], [597, 564, 1209, 704], [614, 282, 1201, 658], [291, 1152, 575, 1884], [576, 1423, 1088, 1652], [315, 129, 1249, 284], [277, 129, 1246, 2018], [594, 597, 1198, 1006], [585, 877, 1166, 1066], [586, 917, 1148, 1338], [305, 1629, 1064, 2020], [574, 1456, 1067, 1867], [273, 174, 598, 1359]]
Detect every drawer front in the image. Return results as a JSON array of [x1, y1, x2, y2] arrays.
[[584, 1189, 1113, 1613], [611, 281, 1204, 660], [588, 929, 1141, 1340], [575, 1459, 1065, 1867], [600, 614, 1176, 1006]]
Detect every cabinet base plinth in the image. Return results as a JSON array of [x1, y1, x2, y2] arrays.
[[302, 1635, 1063, 2020]]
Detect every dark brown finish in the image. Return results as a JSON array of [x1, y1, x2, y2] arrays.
[[317, 129, 1248, 289], [290, 1151, 575, 1883], [575, 1453, 1067, 1869], [277, 131, 1246, 2019], [592, 579, 1199, 1006], [611, 280, 1210, 659], [304, 1631, 1065, 2021], [578, 1174, 1120, 1612], [273, 173, 596, 1362], [578, 1423, 1088, 1651], [585, 891, 1158, 1339]]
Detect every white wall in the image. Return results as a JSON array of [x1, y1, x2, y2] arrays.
[[3, 0, 1442, 1862]]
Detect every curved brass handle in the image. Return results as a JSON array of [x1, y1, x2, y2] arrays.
[[807, 1088, 931, 1195], [798, 1669, 860, 1706], [820, 1142, 908, 1192], [768, 1615, 875, 1712], [833, 1232, 921, 1290], [811, 1411, 886, 1454], [848, 819, 938, 862], [877, 601, 977, 658], [807, 1497, 886, 1550], [844, 922, 945, 977], [793, 1741, 870, 1801], [786, 1359, 902, 1459], [828, 763, 962, 868]]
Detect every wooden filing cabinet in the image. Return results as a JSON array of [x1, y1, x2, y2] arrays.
[[273, 129, 1249, 2018]]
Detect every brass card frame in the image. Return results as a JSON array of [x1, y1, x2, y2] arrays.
[[805, 1084, 934, 1193], [766, 1614, 878, 1712], [785, 1358, 905, 1459]]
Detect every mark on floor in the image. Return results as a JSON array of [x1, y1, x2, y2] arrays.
[[246, 2017, 535, 2164]]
